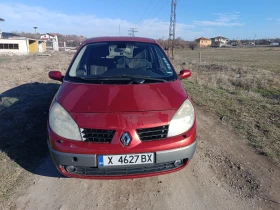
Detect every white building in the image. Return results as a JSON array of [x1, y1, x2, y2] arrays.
[[40, 33, 59, 51], [0, 37, 47, 55], [211, 36, 229, 47]]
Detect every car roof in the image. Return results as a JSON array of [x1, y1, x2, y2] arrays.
[[83, 36, 156, 44]]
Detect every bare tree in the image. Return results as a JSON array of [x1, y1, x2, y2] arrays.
[[188, 41, 197, 50], [173, 37, 186, 49]]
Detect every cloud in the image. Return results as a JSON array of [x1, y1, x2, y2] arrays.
[[137, 18, 198, 39], [0, 3, 132, 36], [267, 18, 273, 21], [0, 3, 206, 40], [194, 12, 244, 27]]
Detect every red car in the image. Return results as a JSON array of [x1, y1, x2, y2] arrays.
[[48, 37, 197, 179]]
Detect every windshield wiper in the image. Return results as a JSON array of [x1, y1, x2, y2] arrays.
[[76, 75, 131, 81], [74, 75, 167, 83], [119, 74, 167, 82]]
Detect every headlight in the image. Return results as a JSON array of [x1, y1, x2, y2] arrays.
[[168, 99, 195, 137], [49, 102, 82, 141]]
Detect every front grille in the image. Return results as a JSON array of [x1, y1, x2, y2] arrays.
[[81, 128, 115, 143], [136, 125, 169, 141], [65, 160, 187, 176]]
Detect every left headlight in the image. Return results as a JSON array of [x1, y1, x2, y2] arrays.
[[167, 99, 195, 137], [49, 102, 82, 141]]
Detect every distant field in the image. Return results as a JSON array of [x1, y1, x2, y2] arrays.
[[175, 47, 280, 73], [173, 47, 280, 163]]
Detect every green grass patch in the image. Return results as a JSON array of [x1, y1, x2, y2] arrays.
[[254, 88, 280, 100], [183, 80, 280, 162]]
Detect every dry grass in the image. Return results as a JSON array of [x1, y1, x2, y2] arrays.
[[174, 47, 280, 73], [0, 52, 73, 202], [173, 47, 280, 162]]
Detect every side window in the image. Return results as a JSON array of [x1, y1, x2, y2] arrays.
[[69, 45, 88, 76], [154, 47, 173, 75]]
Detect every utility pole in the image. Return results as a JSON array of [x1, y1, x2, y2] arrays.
[[33, 26, 38, 34], [168, 0, 176, 59], [128, 28, 138, 37], [0, 18, 4, 39], [119, 24, 121, 36]]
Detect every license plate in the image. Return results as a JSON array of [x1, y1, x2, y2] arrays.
[[98, 153, 154, 167]]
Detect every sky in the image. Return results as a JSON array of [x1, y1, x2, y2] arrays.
[[0, 0, 279, 40]]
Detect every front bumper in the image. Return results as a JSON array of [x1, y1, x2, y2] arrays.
[[48, 140, 197, 179]]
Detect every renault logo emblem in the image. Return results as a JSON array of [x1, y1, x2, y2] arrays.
[[120, 132, 131, 146]]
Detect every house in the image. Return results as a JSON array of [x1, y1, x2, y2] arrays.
[[0, 33, 47, 55], [40, 33, 59, 51], [195, 37, 212, 47], [211, 36, 229, 47], [0, 32, 19, 39], [40, 33, 58, 41]]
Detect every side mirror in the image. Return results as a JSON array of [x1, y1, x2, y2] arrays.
[[178, 70, 191, 79], [49, 71, 64, 82]]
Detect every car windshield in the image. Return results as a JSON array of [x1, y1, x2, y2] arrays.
[[66, 41, 177, 84]]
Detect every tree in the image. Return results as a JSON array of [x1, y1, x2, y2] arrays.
[[188, 41, 197, 50], [173, 37, 186, 49]]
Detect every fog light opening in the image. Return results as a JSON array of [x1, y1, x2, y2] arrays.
[[174, 160, 182, 167], [65, 165, 76, 173]]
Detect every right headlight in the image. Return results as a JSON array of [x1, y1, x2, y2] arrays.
[[49, 102, 82, 141], [167, 99, 195, 137]]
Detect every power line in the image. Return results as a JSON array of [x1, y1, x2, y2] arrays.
[[140, 4, 168, 29], [153, 1, 169, 19], [137, 0, 153, 25], [144, 0, 162, 19], [138, 0, 168, 30]]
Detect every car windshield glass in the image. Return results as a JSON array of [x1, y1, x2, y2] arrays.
[[66, 41, 177, 84]]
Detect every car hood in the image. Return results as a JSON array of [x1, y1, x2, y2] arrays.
[[56, 80, 187, 113]]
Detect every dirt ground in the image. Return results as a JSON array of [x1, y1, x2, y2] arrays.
[[0, 51, 279, 210], [1, 106, 280, 210]]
